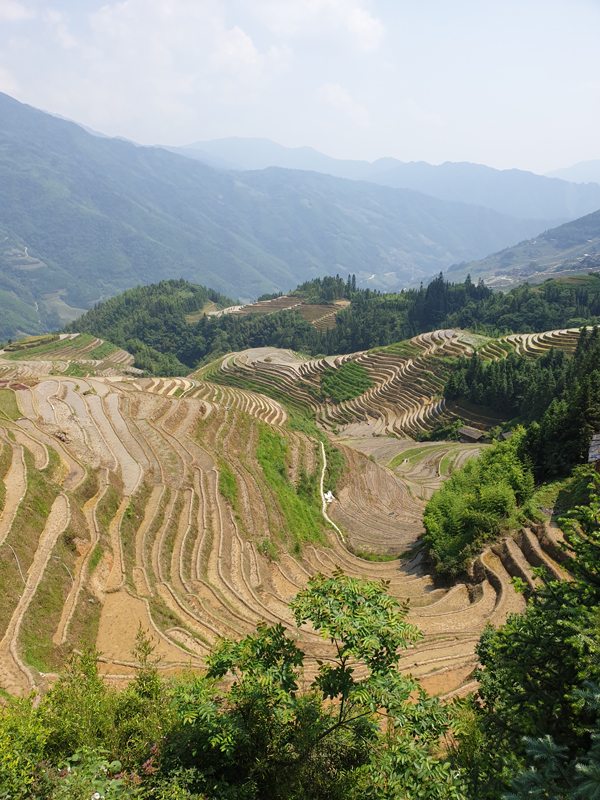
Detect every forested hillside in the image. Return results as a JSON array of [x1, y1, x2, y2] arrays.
[[65, 273, 600, 375], [445, 322, 600, 480]]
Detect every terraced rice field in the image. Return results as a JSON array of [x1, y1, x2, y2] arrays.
[[201, 330, 471, 437], [211, 296, 348, 332], [207, 326, 590, 439], [0, 333, 139, 379], [0, 329, 576, 701]]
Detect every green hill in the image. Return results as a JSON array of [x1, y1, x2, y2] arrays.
[[63, 273, 600, 376], [0, 92, 548, 339], [447, 209, 600, 288]]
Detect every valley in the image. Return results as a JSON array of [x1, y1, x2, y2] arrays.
[[0, 325, 573, 701]]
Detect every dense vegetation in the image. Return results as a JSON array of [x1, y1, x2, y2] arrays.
[[423, 429, 535, 576], [418, 372, 600, 799], [292, 274, 355, 304], [425, 324, 600, 577], [64, 273, 600, 376], [446, 325, 600, 480], [455, 475, 600, 799], [0, 573, 466, 800], [256, 424, 326, 553], [65, 274, 600, 375], [63, 280, 234, 375]]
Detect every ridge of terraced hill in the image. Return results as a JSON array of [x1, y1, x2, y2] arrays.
[[0, 333, 139, 380], [219, 294, 351, 334], [200, 326, 585, 440], [64, 273, 600, 383], [0, 325, 581, 703]]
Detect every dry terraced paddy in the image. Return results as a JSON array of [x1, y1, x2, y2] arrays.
[[0, 330, 577, 699], [0, 333, 139, 379]]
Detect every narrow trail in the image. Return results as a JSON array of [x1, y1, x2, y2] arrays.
[[105, 496, 131, 593], [319, 441, 344, 543], [11, 429, 48, 470], [133, 483, 165, 597], [16, 419, 85, 490], [0, 494, 70, 696]]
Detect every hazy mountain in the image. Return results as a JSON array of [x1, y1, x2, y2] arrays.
[[177, 137, 600, 223], [545, 160, 600, 186], [174, 137, 387, 178], [160, 144, 242, 171], [369, 161, 600, 222], [0, 92, 546, 338], [445, 209, 600, 289]]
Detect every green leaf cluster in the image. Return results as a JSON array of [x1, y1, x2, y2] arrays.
[[423, 428, 535, 575], [0, 576, 466, 800]]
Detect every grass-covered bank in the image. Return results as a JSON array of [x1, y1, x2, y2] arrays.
[[256, 424, 326, 554]]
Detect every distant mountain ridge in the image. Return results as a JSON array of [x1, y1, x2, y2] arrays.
[[0, 92, 548, 339], [545, 160, 600, 186], [445, 209, 600, 288], [170, 137, 600, 222]]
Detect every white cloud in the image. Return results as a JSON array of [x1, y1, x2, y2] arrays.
[[45, 10, 77, 49], [0, 0, 33, 21], [406, 99, 444, 127], [88, 0, 286, 100], [0, 66, 19, 94], [317, 82, 371, 128], [17, 0, 291, 139], [245, 0, 384, 53], [345, 6, 384, 53]]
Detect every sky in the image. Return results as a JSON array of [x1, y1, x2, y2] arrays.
[[0, 0, 599, 174]]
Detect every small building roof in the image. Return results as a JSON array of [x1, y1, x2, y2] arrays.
[[459, 426, 484, 441], [588, 433, 600, 463]]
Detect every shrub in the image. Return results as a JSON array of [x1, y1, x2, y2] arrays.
[[423, 428, 534, 575]]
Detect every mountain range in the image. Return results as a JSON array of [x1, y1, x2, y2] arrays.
[[170, 138, 600, 222], [545, 160, 600, 185], [0, 92, 554, 339], [447, 208, 600, 288]]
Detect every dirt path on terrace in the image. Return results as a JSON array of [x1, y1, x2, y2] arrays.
[[53, 469, 109, 645], [0, 493, 70, 696], [105, 497, 131, 593], [0, 442, 26, 547], [16, 419, 85, 490]]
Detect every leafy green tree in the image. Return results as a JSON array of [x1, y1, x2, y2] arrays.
[[165, 571, 466, 799], [423, 429, 535, 576], [453, 470, 600, 799]]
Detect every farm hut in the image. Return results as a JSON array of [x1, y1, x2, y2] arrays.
[[459, 426, 485, 444]]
